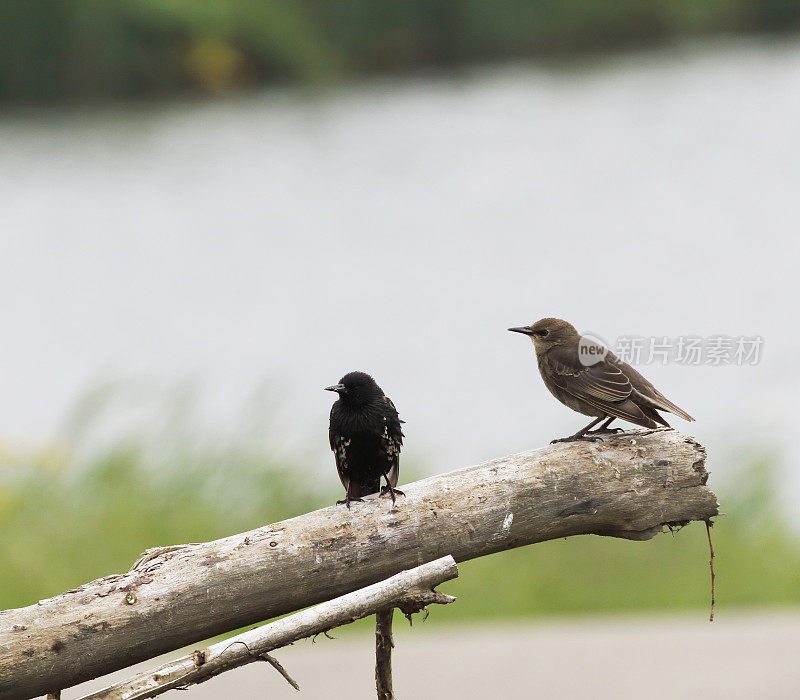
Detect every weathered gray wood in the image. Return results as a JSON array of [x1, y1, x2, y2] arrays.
[[78, 556, 457, 700], [0, 429, 717, 699]]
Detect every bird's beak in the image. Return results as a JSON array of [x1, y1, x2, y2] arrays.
[[325, 384, 345, 393], [508, 326, 535, 336]]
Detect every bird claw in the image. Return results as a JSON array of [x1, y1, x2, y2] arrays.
[[336, 497, 365, 509], [380, 486, 405, 505], [550, 434, 603, 444]]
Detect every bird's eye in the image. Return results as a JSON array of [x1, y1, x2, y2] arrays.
[[538, 329, 549, 337]]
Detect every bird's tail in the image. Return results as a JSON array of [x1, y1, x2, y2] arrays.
[[641, 405, 671, 428], [647, 393, 694, 422], [347, 478, 382, 499]]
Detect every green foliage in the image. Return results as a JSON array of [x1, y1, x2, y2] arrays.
[[0, 0, 341, 101], [0, 0, 798, 102], [0, 442, 324, 610]]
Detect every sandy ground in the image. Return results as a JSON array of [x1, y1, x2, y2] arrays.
[[54, 611, 800, 699]]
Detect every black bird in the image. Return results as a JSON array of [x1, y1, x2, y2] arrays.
[[326, 371, 404, 507], [508, 318, 694, 443]]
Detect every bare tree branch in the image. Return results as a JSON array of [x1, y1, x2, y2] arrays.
[[0, 430, 717, 699], [260, 653, 300, 692], [77, 557, 457, 700], [375, 609, 395, 700]]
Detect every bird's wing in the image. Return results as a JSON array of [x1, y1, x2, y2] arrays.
[[381, 396, 404, 487], [607, 353, 695, 422], [332, 437, 350, 491], [545, 355, 657, 427], [329, 406, 349, 491], [641, 391, 694, 422], [547, 355, 632, 402]]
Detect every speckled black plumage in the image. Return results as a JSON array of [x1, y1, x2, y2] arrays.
[[326, 371, 404, 507]]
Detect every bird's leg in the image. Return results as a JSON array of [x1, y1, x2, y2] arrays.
[[379, 474, 404, 505], [336, 487, 364, 509], [589, 416, 624, 435], [550, 416, 606, 444]]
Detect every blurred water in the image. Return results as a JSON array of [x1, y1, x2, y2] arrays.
[[1, 40, 798, 494]]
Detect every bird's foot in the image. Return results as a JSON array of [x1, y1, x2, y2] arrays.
[[336, 497, 365, 509], [380, 486, 405, 505], [550, 434, 603, 444], [590, 427, 624, 435]]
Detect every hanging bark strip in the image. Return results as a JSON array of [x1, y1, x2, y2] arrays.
[[706, 519, 716, 622]]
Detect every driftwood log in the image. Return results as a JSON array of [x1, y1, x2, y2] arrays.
[[0, 429, 717, 699], [78, 556, 457, 700]]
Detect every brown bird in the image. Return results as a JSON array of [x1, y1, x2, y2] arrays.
[[508, 318, 694, 443]]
